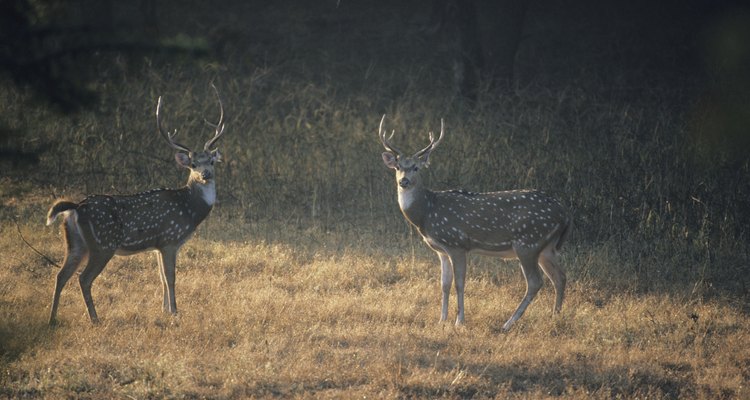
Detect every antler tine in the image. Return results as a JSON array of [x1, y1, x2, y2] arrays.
[[415, 118, 445, 158], [378, 114, 403, 156], [435, 118, 445, 147], [204, 83, 225, 151], [156, 96, 193, 153]]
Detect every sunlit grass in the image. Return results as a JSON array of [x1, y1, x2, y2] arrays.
[[1, 210, 748, 398], [2, 81, 748, 397], [1, 1, 748, 398]]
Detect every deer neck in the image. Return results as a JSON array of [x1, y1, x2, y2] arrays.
[[398, 185, 433, 230], [186, 175, 216, 220]]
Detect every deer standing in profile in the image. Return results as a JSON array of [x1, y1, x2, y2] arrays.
[[379, 115, 571, 331], [46, 87, 226, 325]]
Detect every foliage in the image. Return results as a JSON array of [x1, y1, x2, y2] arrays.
[[0, 0, 748, 398]]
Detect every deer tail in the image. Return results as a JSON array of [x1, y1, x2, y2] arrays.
[[556, 215, 572, 252], [46, 201, 78, 226]]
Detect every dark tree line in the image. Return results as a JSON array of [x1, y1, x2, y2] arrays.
[[0, 0, 206, 166], [0, 0, 206, 111], [430, 0, 529, 99], [0, 0, 96, 111]]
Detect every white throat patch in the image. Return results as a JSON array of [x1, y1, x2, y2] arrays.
[[398, 187, 417, 211], [197, 181, 216, 206]]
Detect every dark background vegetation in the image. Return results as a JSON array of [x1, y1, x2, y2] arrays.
[[1, 1, 750, 398], [1, 0, 748, 303]]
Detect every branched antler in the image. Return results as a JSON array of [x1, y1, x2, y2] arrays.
[[379, 114, 444, 161], [156, 96, 193, 153], [378, 114, 403, 156], [203, 83, 225, 151], [414, 118, 444, 159]]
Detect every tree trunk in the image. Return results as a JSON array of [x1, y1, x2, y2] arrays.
[[479, 0, 529, 91], [435, 0, 529, 98]]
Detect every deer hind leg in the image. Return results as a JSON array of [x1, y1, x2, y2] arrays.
[[438, 252, 452, 323], [157, 247, 178, 315], [78, 248, 114, 323], [502, 250, 543, 331], [49, 219, 88, 326], [538, 244, 566, 314]]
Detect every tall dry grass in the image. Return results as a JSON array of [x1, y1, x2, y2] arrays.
[[1, 216, 748, 398], [1, 0, 748, 398]]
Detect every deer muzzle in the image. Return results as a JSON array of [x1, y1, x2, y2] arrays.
[[398, 178, 410, 188]]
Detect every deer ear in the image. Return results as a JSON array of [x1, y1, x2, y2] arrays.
[[382, 152, 398, 169], [175, 152, 191, 168], [212, 149, 222, 163]]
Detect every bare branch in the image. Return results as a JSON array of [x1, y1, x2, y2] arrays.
[[14, 217, 63, 270]]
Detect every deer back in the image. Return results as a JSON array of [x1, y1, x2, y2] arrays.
[[74, 188, 212, 252], [420, 189, 569, 253]]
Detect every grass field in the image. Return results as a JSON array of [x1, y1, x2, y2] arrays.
[[1, 0, 749, 398]]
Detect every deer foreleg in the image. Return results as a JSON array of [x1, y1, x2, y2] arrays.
[[449, 250, 467, 326], [156, 252, 169, 312], [439, 252, 452, 322], [158, 247, 178, 315]]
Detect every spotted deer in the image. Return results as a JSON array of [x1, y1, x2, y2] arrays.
[[45, 87, 226, 325], [379, 115, 571, 331]]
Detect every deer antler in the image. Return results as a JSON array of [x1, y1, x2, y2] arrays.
[[203, 84, 225, 151], [156, 96, 193, 153], [378, 114, 403, 156], [414, 118, 444, 159]]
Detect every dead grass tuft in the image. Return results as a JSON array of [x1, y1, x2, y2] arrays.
[[1, 1, 749, 398]]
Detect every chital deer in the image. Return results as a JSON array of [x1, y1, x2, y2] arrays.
[[45, 87, 226, 325], [379, 115, 571, 331]]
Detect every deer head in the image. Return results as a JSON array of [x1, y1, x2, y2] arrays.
[[156, 84, 225, 186], [379, 114, 444, 190]]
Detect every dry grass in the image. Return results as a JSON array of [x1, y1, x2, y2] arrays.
[[1, 210, 748, 399], [1, 0, 749, 398]]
